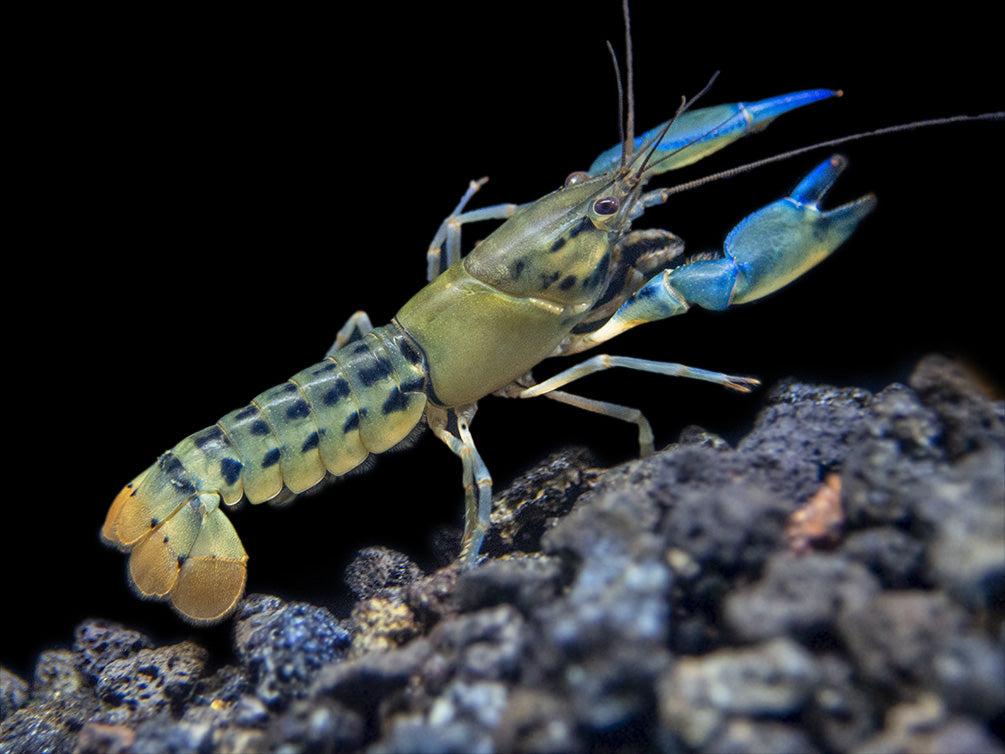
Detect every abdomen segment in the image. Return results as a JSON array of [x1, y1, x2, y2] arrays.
[[101, 324, 428, 622]]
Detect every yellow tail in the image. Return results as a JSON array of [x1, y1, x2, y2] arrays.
[[102, 469, 247, 623]]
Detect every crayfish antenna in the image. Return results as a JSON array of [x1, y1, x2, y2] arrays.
[[657, 110, 1005, 200], [609, 0, 720, 179], [605, 0, 637, 170], [623, 0, 635, 166], [605, 41, 627, 168]]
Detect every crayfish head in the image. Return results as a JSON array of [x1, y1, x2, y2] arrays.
[[463, 173, 635, 311]]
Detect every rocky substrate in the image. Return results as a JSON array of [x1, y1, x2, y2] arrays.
[[2, 354, 1002, 753]]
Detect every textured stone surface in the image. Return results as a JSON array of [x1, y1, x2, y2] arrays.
[[2, 355, 1002, 753]]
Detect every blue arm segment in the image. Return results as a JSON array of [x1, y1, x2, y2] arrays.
[[587, 89, 839, 178]]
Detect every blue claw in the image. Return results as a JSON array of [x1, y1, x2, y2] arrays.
[[587, 89, 839, 178], [562, 155, 876, 349], [667, 154, 877, 309]]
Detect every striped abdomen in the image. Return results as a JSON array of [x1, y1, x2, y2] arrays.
[[101, 324, 428, 622]]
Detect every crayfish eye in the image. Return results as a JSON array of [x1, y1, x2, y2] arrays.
[[564, 171, 589, 187], [593, 196, 619, 215]]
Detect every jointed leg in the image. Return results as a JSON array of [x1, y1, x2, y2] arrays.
[[520, 355, 759, 400], [427, 404, 494, 564], [326, 310, 373, 356], [544, 389, 655, 457], [426, 178, 518, 281]]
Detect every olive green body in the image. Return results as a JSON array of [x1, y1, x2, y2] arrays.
[[396, 176, 626, 407], [394, 262, 577, 406]]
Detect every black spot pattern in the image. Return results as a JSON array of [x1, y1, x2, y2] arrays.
[[234, 405, 258, 421], [250, 419, 270, 436], [540, 271, 560, 288], [343, 412, 360, 433], [583, 254, 610, 291], [286, 400, 310, 420], [262, 449, 281, 468], [219, 457, 242, 485], [323, 377, 352, 406], [301, 432, 319, 452], [382, 387, 410, 414], [559, 274, 577, 290], [396, 337, 423, 365], [193, 426, 227, 450], [159, 453, 195, 494], [357, 357, 393, 386], [400, 376, 426, 393]]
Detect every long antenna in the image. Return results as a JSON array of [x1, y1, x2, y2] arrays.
[[623, 0, 634, 164], [605, 41, 626, 167], [656, 111, 1004, 199], [634, 72, 720, 180]]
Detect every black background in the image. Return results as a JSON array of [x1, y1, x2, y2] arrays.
[[5, 2, 1001, 677]]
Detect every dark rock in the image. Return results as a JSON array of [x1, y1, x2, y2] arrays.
[[646, 447, 799, 577], [560, 645, 670, 734], [190, 663, 251, 708], [837, 590, 970, 693], [0, 667, 28, 722], [805, 653, 878, 753], [73, 619, 153, 681], [843, 527, 927, 588], [723, 552, 880, 643], [704, 719, 821, 754], [233, 594, 351, 709], [95, 641, 208, 720], [492, 689, 582, 753], [739, 378, 873, 471], [0, 650, 100, 754], [402, 565, 462, 629], [6, 355, 1003, 753], [312, 635, 433, 710], [0, 703, 86, 754], [344, 546, 423, 600], [33, 649, 88, 704], [857, 695, 1005, 754], [930, 633, 1005, 719], [265, 697, 365, 753], [913, 446, 1005, 610], [428, 605, 527, 683], [349, 595, 421, 655], [862, 382, 945, 461], [668, 424, 731, 451], [73, 722, 135, 754], [657, 638, 820, 748], [452, 553, 567, 615], [542, 487, 671, 651], [841, 383, 946, 527], [483, 446, 600, 557], [909, 353, 1005, 459], [371, 679, 510, 754]]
